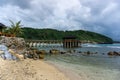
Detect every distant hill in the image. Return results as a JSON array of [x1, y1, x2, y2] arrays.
[[20, 27, 113, 43]]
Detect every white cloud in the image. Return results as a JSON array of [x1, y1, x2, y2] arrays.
[[0, 0, 120, 40]]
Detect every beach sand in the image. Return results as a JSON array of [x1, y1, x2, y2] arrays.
[[0, 58, 70, 80]]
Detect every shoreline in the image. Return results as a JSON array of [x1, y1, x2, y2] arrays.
[[45, 53, 120, 80], [0, 58, 70, 80], [46, 61, 81, 80]]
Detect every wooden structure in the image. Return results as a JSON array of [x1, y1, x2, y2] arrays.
[[0, 23, 15, 37], [0, 23, 6, 32], [63, 36, 80, 48]]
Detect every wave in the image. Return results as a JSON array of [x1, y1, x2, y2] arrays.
[[106, 46, 120, 49], [82, 43, 120, 49], [82, 44, 102, 48]]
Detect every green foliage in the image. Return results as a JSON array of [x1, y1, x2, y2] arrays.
[[4, 20, 23, 37], [20, 27, 113, 43]]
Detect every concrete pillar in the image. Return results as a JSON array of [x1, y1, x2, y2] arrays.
[[70, 41, 71, 48], [67, 42, 68, 48]]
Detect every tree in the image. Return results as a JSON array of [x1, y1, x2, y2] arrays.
[[7, 20, 23, 37]]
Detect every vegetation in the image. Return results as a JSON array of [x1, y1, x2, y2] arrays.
[[3, 20, 23, 37], [20, 27, 113, 43]]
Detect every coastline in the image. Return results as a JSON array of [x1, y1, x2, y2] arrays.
[[46, 60, 81, 80], [0, 58, 70, 80], [45, 53, 120, 80]]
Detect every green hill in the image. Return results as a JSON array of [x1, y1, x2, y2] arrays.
[[20, 27, 113, 43]]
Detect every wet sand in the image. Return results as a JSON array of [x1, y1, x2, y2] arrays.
[[0, 58, 69, 80]]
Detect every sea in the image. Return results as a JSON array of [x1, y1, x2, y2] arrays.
[[39, 43, 120, 70], [39, 43, 120, 80]]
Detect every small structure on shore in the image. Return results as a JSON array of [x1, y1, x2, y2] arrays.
[[63, 36, 80, 48], [0, 23, 15, 37], [0, 23, 6, 36]]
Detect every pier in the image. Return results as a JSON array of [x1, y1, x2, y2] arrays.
[[25, 40, 63, 48], [25, 39, 81, 48]]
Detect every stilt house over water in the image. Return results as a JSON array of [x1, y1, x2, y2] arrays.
[[0, 23, 6, 32], [0, 23, 6, 36], [63, 36, 80, 48]]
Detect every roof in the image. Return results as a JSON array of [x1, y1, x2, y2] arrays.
[[0, 23, 6, 29], [63, 36, 77, 39]]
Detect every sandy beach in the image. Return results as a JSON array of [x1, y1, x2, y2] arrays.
[[0, 58, 70, 80]]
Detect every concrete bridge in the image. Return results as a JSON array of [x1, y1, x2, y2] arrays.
[[25, 40, 63, 48], [25, 39, 82, 48]]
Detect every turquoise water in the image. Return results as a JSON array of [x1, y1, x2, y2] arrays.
[[39, 43, 120, 69], [39, 43, 120, 80], [38, 43, 120, 54]]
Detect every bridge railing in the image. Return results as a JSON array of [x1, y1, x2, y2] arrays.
[[25, 40, 63, 48]]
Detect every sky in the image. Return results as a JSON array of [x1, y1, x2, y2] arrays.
[[0, 0, 120, 41]]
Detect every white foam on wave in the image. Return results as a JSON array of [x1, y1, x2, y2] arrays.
[[106, 46, 120, 49], [82, 44, 101, 47], [82, 43, 120, 49]]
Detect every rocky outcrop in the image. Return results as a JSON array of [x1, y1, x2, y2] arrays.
[[49, 49, 60, 55], [0, 36, 26, 54], [8, 49, 24, 60], [24, 49, 46, 59]]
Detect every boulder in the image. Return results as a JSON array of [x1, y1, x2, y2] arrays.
[[0, 36, 27, 60], [82, 51, 96, 56], [49, 49, 60, 55], [24, 49, 46, 59], [36, 50, 46, 59], [8, 49, 24, 60], [107, 51, 114, 56], [107, 51, 120, 56], [0, 36, 26, 54], [60, 51, 66, 54], [0, 50, 4, 55]]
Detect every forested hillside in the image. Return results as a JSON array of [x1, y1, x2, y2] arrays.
[[20, 27, 113, 43]]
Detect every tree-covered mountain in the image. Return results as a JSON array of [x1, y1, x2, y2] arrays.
[[20, 27, 113, 43]]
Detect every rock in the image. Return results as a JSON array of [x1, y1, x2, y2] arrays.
[[60, 51, 66, 54], [0, 50, 4, 58], [0, 36, 26, 54], [107, 51, 114, 56], [78, 51, 82, 53], [36, 50, 46, 59], [94, 52, 98, 54], [82, 51, 96, 56], [66, 50, 76, 53], [24, 49, 46, 59], [107, 51, 120, 56], [26, 50, 34, 59], [83, 51, 91, 55], [87, 51, 91, 55], [49, 49, 60, 55], [8, 49, 24, 60], [113, 51, 120, 56], [0, 50, 4, 55], [0, 36, 27, 60]]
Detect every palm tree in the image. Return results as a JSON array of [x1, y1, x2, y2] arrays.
[[8, 20, 23, 37]]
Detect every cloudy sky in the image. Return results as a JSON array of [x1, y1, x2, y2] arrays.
[[0, 0, 120, 40]]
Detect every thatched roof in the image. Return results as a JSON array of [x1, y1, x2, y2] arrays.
[[63, 36, 77, 39], [0, 23, 6, 29]]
